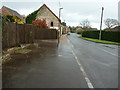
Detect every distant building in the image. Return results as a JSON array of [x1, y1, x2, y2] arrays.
[[61, 22, 68, 34], [36, 4, 61, 30], [0, 6, 24, 21]]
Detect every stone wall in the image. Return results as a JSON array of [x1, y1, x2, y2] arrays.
[[36, 6, 60, 29]]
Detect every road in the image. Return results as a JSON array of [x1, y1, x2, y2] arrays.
[[67, 33, 118, 88], [3, 33, 118, 88]]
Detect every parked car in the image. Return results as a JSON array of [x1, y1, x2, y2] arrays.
[[67, 32, 70, 35]]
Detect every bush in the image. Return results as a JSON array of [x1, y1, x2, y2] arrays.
[[82, 30, 120, 42], [26, 9, 39, 24], [6, 15, 24, 24], [76, 28, 84, 34], [32, 19, 49, 29]]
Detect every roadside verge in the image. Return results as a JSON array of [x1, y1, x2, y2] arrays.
[[2, 44, 38, 65], [80, 37, 120, 45]]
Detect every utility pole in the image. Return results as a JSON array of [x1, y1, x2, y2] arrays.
[[99, 7, 104, 40], [59, 7, 63, 35]]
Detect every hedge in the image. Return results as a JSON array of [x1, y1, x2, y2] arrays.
[[82, 30, 120, 42], [26, 9, 39, 24]]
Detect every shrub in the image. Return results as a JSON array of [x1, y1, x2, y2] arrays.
[[76, 28, 84, 34], [82, 30, 120, 42], [26, 9, 39, 24], [5, 15, 24, 24], [32, 19, 49, 29]]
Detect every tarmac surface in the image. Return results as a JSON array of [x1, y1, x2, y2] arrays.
[[67, 33, 118, 88], [2, 33, 118, 88]]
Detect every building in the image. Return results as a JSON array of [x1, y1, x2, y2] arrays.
[[61, 22, 70, 34], [36, 4, 61, 30], [0, 6, 24, 21]]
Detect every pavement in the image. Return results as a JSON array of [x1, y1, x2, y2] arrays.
[[2, 33, 118, 88], [3, 35, 87, 88]]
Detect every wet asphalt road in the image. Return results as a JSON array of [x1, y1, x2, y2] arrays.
[[3, 35, 87, 88], [3, 33, 118, 88], [67, 33, 118, 88]]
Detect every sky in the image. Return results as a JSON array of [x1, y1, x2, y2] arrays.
[[118, 1, 120, 22], [0, 0, 119, 29]]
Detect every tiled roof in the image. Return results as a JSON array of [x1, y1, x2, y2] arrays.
[[0, 6, 24, 20]]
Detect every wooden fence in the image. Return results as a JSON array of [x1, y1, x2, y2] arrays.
[[34, 28, 58, 40], [2, 22, 58, 49]]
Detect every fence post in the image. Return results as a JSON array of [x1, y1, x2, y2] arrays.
[[24, 23, 25, 43], [7, 22, 9, 47], [16, 22, 18, 46]]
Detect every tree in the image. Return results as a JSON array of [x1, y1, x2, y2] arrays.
[[6, 15, 15, 22], [5, 15, 24, 24], [76, 28, 84, 34], [79, 19, 91, 28], [26, 9, 39, 24], [69, 26, 77, 33], [104, 18, 119, 29]]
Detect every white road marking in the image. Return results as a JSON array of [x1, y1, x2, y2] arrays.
[[85, 77, 94, 88], [58, 55, 62, 57], [98, 48, 118, 57], [80, 38, 119, 57], [70, 34, 118, 57], [91, 44, 119, 57], [67, 39, 94, 89]]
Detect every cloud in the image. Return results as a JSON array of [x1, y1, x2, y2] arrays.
[[1, 0, 119, 29], [118, 1, 120, 22], [18, 9, 35, 16], [2, 0, 119, 3]]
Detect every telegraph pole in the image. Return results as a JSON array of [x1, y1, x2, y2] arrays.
[[59, 7, 63, 35], [99, 7, 104, 40]]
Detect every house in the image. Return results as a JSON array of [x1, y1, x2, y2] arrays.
[[35, 4, 61, 30], [61, 22, 70, 34], [62, 26, 70, 34], [0, 6, 24, 21]]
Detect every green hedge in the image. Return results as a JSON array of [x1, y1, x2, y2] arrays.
[[82, 30, 120, 42], [26, 9, 39, 24]]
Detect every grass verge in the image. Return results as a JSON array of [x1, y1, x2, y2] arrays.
[[80, 37, 120, 45], [14, 49, 32, 54], [2, 44, 36, 65]]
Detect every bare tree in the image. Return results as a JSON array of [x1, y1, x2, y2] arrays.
[[104, 18, 119, 29], [79, 19, 91, 28]]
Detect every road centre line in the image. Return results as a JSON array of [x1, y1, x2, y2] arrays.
[[67, 39, 94, 89]]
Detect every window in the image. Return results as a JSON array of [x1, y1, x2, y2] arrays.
[[51, 22, 53, 27]]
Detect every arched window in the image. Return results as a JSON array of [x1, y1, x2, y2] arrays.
[[51, 22, 53, 27]]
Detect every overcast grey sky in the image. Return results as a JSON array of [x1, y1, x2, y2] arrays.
[[1, 0, 119, 29]]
